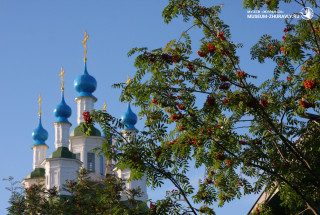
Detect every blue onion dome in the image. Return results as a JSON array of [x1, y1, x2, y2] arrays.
[[32, 116, 48, 148], [74, 62, 97, 98], [53, 92, 72, 123], [121, 103, 138, 130]]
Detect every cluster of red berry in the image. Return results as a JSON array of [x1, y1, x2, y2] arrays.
[[207, 43, 216, 53], [206, 96, 215, 106], [299, 99, 313, 108], [186, 62, 195, 72], [170, 114, 184, 122], [225, 160, 233, 166], [83, 111, 92, 124], [219, 83, 230, 90], [284, 27, 291, 33], [171, 55, 181, 64], [205, 178, 213, 184], [188, 138, 197, 145], [168, 139, 178, 146], [28, 185, 37, 191], [177, 104, 186, 110], [236, 70, 247, 78], [222, 98, 229, 104], [152, 99, 158, 105], [216, 153, 224, 160], [147, 52, 155, 64], [217, 31, 225, 40], [239, 141, 247, 145], [260, 99, 268, 108], [280, 47, 289, 55], [304, 80, 317, 90], [178, 126, 185, 131], [221, 49, 230, 56], [197, 51, 207, 57], [150, 202, 156, 212], [219, 75, 229, 82]]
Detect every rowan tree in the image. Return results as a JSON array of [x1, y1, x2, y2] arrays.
[[5, 169, 149, 215], [91, 0, 320, 214]]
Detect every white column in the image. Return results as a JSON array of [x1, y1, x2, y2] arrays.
[[32, 145, 48, 169], [54, 122, 71, 148], [75, 97, 96, 125]]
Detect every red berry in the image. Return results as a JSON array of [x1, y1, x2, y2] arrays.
[[219, 83, 230, 90], [152, 99, 158, 105], [172, 55, 181, 63], [240, 141, 247, 145], [299, 99, 313, 108], [222, 98, 229, 104], [219, 76, 229, 82], [287, 76, 291, 81], [260, 99, 268, 107], [186, 62, 195, 72], [206, 96, 215, 106], [178, 126, 185, 131], [82, 111, 92, 124], [225, 160, 233, 166], [197, 51, 208, 57], [304, 80, 317, 90], [207, 43, 216, 53], [218, 31, 225, 40], [177, 104, 186, 110], [216, 153, 224, 160], [236, 71, 246, 78]]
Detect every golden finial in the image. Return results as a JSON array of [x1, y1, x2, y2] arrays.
[[103, 101, 107, 111], [59, 66, 65, 91], [126, 75, 131, 85], [38, 94, 42, 116], [82, 30, 89, 62]]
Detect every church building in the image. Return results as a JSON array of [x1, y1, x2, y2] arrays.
[[20, 31, 148, 203]]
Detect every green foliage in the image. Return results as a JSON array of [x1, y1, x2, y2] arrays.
[[92, 0, 320, 214], [5, 170, 150, 215]]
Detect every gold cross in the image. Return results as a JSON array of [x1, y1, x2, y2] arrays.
[[126, 75, 131, 85], [82, 30, 89, 62], [103, 101, 107, 111], [59, 66, 65, 91], [38, 94, 42, 116]]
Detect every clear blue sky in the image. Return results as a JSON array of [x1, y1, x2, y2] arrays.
[[0, 0, 303, 214]]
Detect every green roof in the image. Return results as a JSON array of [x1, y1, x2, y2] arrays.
[[49, 147, 76, 159], [26, 168, 45, 179], [70, 123, 101, 137]]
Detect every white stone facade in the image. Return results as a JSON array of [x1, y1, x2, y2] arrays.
[[42, 158, 82, 195], [32, 145, 48, 169], [69, 135, 106, 180], [75, 96, 96, 124], [54, 122, 72, 148]]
